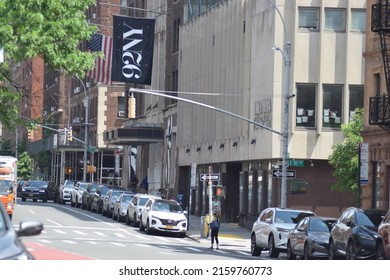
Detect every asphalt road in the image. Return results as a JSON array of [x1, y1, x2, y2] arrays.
[[13, 199, 259, 260]]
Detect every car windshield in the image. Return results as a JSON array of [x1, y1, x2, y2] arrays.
[[152, 201, 182, 213], [356, 212, 375, 227], [0, 180, 12, 195], [100, 187, 110, 196], [309, 219, 329, 232], [139, 197, 150, 206], [275, 211, 313, 224], [121, 194, 133, 203], [364, 211, 385, 228], [27, 181, 48, 188]]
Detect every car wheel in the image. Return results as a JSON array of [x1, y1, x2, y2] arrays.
[[139, 216, 145, 231], [250, 233, 262, 256], [268, 235, 280, 258], [146, 219, 152, 235], [377, 241, 386, 260], [33, 199, 37, 202], [117, 211, 121, 222], [126, 212, 131, 225], [346, 241, 357, 260], [133, 213, 138, 227], [102, 207, 106, 216], [287, 241, 296, 260], [22, 197, 26, 202], [112, 209, 116, 220], [303, 243, 312, 260], [328, 239, 336, 260], [43, 196, 47, 203]]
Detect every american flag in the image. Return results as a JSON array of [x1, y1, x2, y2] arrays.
[[87, 33, 113, 84]]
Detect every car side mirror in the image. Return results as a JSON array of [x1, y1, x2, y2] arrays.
[[297, 226, 305, 232], [265, 217, 272, 224]]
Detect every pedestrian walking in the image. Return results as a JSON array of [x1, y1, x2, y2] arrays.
[[209, 212, 220, 249]]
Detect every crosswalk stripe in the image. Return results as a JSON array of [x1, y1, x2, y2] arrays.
[[114, 233, 126, 238], [111, 242, 126, 247], [73, 230, 88, 235], [63, 240, 77, 244], [94, 231, 107, 237]]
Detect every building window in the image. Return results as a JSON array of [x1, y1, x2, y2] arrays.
[[323, 85, 343, 128], [118, 96, 125, 118], [296, 84, 316, 128], [298, 7, 320, 31], [375, 73, 381, 97], [349, 85, 364, 121], [351, 9, 366, 32], [325, 8, 346, 32]]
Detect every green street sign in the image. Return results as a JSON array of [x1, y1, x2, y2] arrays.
[[288, 159, 304, 167]]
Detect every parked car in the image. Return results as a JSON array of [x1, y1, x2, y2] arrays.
[[59, 179, 76, 204], [139, 197, 187, 238], [377, 209, 390, 260], [112, 192, 134, 222], [90, 184, 111, 213], [20, 180, 58, 202], [126, 194, 159, 227], [287, 216, 331, 260], [102, 188, 124, 217], [329, 207, 387, 260], [71, 182, 90, 208], [81, 183, 98, 210], [250, 207, 315, 258], [0, 202, 43, 259]]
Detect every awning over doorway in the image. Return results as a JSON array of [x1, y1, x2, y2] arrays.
[[104, 123, 164, 145]]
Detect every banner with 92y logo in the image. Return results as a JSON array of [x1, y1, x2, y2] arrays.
[[111, 15, 155, 85]]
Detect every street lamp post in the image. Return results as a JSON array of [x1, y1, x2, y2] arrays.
[[269, 0, 292, 209], [75, 76, 89, 182]]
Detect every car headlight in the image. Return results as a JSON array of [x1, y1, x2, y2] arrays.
[[357, 232, 375, 241], [275, 227, 290, 233]]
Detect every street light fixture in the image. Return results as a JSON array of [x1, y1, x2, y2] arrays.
[[269, 0, 292, 209]]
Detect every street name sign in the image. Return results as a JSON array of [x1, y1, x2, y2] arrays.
[[272, 169, 296, 178], [200, 173, 220, 181]]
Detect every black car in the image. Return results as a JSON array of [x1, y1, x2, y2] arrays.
[[0, 202, 43, 259], [81, 183, 98, 211], [102, 188, 124, 217], [329, 207, 387, 260], [287, 216, 331, 260], [21, 180, 58, 202], [90, 184, 111, 213]]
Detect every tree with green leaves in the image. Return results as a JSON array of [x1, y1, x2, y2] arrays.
[[0, 0, 98, 130], [17, 151, 33, 180], [328, 108, 363, 192]]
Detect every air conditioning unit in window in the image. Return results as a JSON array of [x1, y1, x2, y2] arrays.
[[73, 117, 80, 123], [74, 87, 80, 94], [86, 82, 90, 88], [118, 111, 125, 117]]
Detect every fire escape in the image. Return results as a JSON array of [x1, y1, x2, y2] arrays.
[[370, 1, 390, 132]]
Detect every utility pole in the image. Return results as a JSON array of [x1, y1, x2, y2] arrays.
[[75, 76, 88, 182]]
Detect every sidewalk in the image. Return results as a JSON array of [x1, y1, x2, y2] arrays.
[[186, 214, 251, 243]]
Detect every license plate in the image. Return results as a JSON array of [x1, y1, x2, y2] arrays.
[[29, 194, 33, 197], [166, 225, 173, 229]]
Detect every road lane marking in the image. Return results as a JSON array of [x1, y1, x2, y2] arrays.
[[53, 229, 67, 234], [94, 231, 107, 237], [73, 230, 88, 235], [63, 240, 77, 244], [110, 242, 126, 247]]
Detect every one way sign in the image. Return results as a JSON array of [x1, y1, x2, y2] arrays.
[[200, 173, 220, 181], [272, 169, 296, 178]]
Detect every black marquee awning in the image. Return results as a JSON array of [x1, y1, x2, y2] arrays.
[[103, 123, 164, 145]]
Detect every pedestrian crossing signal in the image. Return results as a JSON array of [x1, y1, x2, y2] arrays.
[[65, 167, 73, 174], [216, 185, 225, 197]]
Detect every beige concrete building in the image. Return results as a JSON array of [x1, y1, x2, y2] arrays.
[[177, 0, 366, 222]]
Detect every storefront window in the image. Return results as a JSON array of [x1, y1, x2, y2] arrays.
[[323, 85, 343, 128], [296, 84, 316, 128]]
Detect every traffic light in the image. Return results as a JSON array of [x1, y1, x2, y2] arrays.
[[65, 167, 73, 174], [67, 127, 73, 142], [27, 129, 33, 141]]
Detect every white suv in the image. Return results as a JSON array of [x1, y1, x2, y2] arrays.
[[250, 207, 315, 258], [126, 194, 159, 227], [139, 198, 187, 238], [59, 180, 76, 204]]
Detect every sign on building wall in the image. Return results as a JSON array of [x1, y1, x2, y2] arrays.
[[360, 143, 369, 185]]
